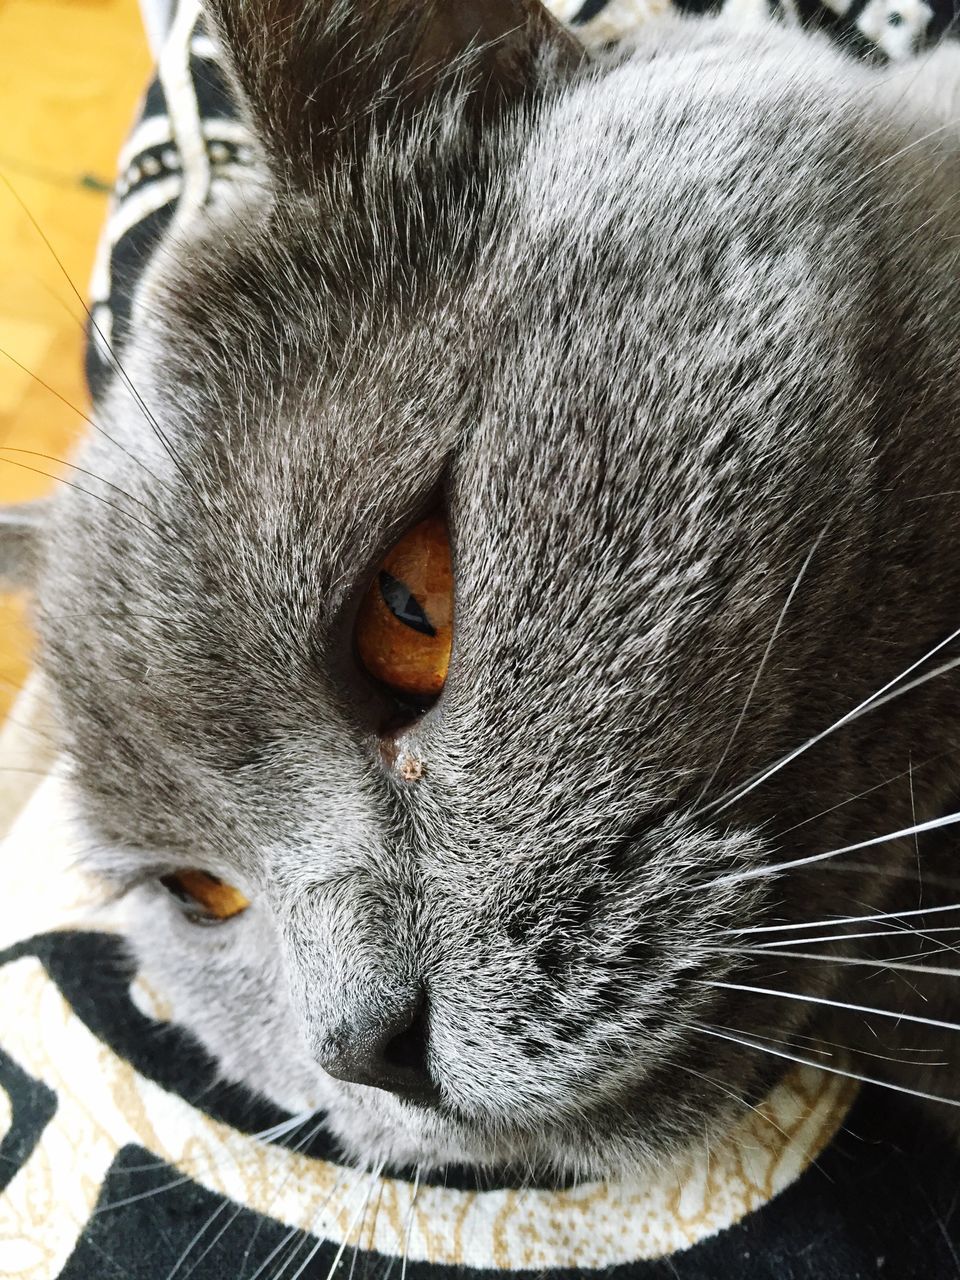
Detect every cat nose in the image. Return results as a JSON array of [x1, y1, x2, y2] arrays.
[[316, 990, 437, 1102]]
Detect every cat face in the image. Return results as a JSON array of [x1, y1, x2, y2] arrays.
[[35, 2, 960, 1176]]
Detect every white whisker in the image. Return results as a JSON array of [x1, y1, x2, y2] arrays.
[[705, 1020, 947, 1066], [724, 945, 960, 980], [284, 1164, 383, 1280], [353, 1173, 386, 1273], [244, 1223, 303, 1280], [670, 1056, 796, 1145], [108, 1106, 320, 1182], [694, 527, 828, 809], [726, 901, 960, 936], [806, 862, 960, 891], [709, 809, 960, 888], [400, 1165, 422, 1280], [691, 1023, 960, 1107], [700, 625, 960, 819], [749, 924, 960, 948], [774, 758, 942, 839], [827, 117, 960, 226], [163, 1202, 230, 1280], [244, 1162, 352, 1280], [861, 654, 960, 723], [0, 170, 205, 503], [173, 1116, 330, 1280], [704, 978, 960, 1033]]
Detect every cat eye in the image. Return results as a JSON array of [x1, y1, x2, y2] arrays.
[[160, 870, 251, 923], [355, 513, 453, 700]]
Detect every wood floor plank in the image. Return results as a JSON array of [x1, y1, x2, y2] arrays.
[[0, 0, 151, 717]]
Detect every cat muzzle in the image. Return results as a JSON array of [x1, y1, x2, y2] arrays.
[[315, 988, 440, 1104]]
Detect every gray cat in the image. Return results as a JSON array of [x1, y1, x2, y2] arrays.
[[9, 0, 960, 1180]]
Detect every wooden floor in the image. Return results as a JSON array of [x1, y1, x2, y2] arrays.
[[0, 0, 150, 717]]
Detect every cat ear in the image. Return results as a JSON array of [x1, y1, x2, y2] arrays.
[[205, 0, 582, 183], [0, 500, 48, 590]]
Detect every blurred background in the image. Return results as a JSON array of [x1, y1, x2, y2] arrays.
[[0, 0, 150, 717]]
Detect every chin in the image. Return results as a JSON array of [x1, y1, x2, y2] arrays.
[[319, 1085, 481, 1170], [315, 1075, 699, 1184]]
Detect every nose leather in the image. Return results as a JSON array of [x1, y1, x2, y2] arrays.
[[316, 990, 437, 1102]]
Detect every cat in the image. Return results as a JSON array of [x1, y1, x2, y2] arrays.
[[7, 0, 960, 1181]]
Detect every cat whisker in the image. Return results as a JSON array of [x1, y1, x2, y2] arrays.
[[726, 900, 960, 936], [667, 1055, 797, 1148], [94, 1108, 322, 1212], [0, 710, 62, 747], [0, 455, 163, 542], [701, 1019, 947, 1066], [400, 1164, 422, 1280], [243, 1160, 353, 1280], [694, 525, 830, 809], [865, 909, 960, 966], [354, 1171, 386, 1272], [863, 941, 957, 966], [708, 806, 960, 889], [279, 1162, 383, 1280], [802, 862, 960, 891], [0, 170, 202, 503], [378, 1163, 423, 1280], [163, 1201, 231, 1280], [339, 1164, 384, 1280], [243, 1222, 304, 1280], [93, 1172, 205, 1215], [843, 653, 960, 722], [0, 342, 172, 497], [834, 117, 960, 205], [698, 625, 960, 819], [891, 184, 960, 265], [722, 944, 960, 980], [168, 1114, 332, 1280], [130, 1108, 326, 1189], [0, 447, 163, 520], [690, 1022, 960, 1108], [907, 754, 924, 907], [0, 344, 96, 435], [702, 977, 960, 1034], [747, 923, 960, 948], [773, 754, 950, 839]]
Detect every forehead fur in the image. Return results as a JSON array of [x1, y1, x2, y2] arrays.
[[45, 23, 952, 827]]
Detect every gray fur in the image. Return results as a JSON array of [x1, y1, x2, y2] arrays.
[[26, 2, 960, 1178], [0, 499, 50, 589]]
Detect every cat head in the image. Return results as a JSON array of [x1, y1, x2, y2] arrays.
[[25, 1, 960, 1175]]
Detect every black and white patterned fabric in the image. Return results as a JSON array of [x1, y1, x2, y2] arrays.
[[3, 924, 960, 1279]]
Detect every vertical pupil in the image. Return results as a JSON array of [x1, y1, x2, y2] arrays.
[[379, 571, 436, 637]]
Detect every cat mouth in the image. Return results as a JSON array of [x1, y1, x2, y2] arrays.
[[360, 1077, 443, 1109]]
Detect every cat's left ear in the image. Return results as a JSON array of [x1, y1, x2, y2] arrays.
[[0, 500, 48, 590], [204, 0, 583, 185]]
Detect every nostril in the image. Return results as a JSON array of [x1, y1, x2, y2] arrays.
[[316, 989, 437, 1103], [382, 997, 429, 1074]]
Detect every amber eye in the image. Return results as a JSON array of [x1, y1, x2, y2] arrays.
[[355, 513, 453, 700], [160, 870, 251, 923]]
